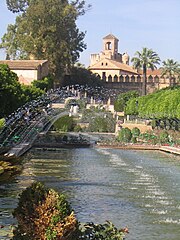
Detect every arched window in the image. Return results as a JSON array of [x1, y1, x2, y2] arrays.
[[119, 75, 124, 82], [102, 72, 106, 81], [131, 75, 135, 82], [148, 75, 153, 82], [125, 75, 129, 82], [108, 75, 112, 82], [137, 75, 141, 82], [154, 75, 159, 83], [114, 75, 118, 82], [106, 42, 112, 50]]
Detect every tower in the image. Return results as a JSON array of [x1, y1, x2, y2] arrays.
[[102, 34, 119, 60]]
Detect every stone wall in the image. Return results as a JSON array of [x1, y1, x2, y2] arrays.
[[103, 74, 178, 94]]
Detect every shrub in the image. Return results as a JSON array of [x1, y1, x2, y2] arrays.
[[88, 115, 115, 133], [79, 221, 128, 240], [0, 118, 5, 129], [159, 131, 169, 144], [53, 115, 75, 132], [73, 125, 82, 132], [13, 182, 78, 240], [131, 136, 137, 144], [117, 128, 132, 143], [131, 127, 140, 137], [13, 182, 129, 240]]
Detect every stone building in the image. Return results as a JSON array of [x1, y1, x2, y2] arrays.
[[0, 60, 49, 85], [89, 34, 178, 94], [89, 34, 137, 81]]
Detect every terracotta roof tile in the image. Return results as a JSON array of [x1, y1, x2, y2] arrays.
[[103, 34, 118, 40], [89, 58, 138, 74], [139, 69, 162, 75], [0, 60, 48, 70]]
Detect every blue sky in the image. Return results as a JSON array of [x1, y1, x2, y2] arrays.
[[1, 0, 180, 67]]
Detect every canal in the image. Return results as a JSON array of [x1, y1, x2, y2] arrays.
[[0, 147, 180, 239]]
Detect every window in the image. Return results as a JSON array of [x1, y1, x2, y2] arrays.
[[106, 42, 112, 50]]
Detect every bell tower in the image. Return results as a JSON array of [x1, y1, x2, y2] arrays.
[[103, 34, 119, 60]]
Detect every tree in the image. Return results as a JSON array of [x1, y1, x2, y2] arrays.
[[161, 59, 180, 86], [114, 90, 139, 112], [64, 64, 102, 87], [131, 47, 160, 95], [0, 64, 23, 117], [2, 0, 90, 85], [32, 75, 54, 91], [6, 0, 30, 13]]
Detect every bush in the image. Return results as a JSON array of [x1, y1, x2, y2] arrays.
[[0, 118, 5, 129], [13, 182, 128, 240], [53, 115, 75, 132], [73, 125, 82, 132], [88, 115, 115, 133], [131, 136, 137, 144], [117, 128, 132, 143], [131, 127, 140, 137], [159, 131, 169, 144], [13, 182, 78, 240]]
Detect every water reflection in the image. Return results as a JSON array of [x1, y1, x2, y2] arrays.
[[0, 147, 180, 240]]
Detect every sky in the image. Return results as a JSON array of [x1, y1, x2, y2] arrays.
[[0, 0, 180, 67]]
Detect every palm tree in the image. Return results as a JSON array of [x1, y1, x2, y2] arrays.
[[131, 47, 160, 95], [161, 59, 180, 87]]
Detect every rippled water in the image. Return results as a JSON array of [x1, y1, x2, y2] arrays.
[[0, 147, 180, 239]]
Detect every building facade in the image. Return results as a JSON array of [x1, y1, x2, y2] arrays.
[[89, 34, 137, 81], [0, 60, 49, 85], [88, 34, 178, 94]]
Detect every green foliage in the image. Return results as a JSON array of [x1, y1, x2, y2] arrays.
[[2, 0, 90, 82], [114, 91, 139, 112], [32, 75, 54, 91], [53, 115, 75, 132], [80, 221, 127, 240], [13, 182, 128, 240], [0, 64, 45, 117], [0, 64, 23, 117], [88, 114, 116, 133], [159, 131, 169, 143], [126, 86, 180, 122], [131, 127, 140, 137], [117, 127, 132, 143], [131, 136, 137, 144], [132, 47, 160, 95], [125, 98, 139, 115], [13, 182, 77, 240], [139, 131, 158, 145], [73, 125, 82, 132], [20, 84, 45, 102], [64, 65, 102, 87], [161, 59, 180, 86], [0, 118, 5, 129]]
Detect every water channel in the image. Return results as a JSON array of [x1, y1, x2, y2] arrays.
[[0, 147, 180, 239]]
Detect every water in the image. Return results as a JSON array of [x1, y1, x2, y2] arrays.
[[0, 147, 180, 240]]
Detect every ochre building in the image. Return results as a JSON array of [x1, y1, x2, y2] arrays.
[[89, 34, 137, 81], [89, 34, 178, 94], [0, 60, 49, 85]]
